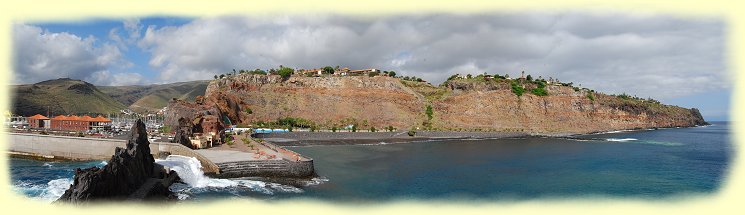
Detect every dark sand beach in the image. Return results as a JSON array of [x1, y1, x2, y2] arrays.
[[253, 131, 529, 146]]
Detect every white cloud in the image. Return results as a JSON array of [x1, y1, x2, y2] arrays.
[[87, 70, 144, 86], [108, 18, 144, 50], [135, 13, 725, 99], [12, 24, 135, 86], [123, 18, 143, 42], [13, 23, 142, 86]]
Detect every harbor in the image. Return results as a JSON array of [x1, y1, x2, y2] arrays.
[[6, 132, 314, 178]]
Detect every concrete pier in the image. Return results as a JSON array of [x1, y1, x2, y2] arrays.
[[195, 140, 314, 178]]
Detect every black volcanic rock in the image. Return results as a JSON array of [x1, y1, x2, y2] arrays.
[[172, 117, 194, 149], [56, 119, 179, 203], [690, 108, 709, 125]]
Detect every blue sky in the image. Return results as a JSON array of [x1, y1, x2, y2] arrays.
[[12, 13, 732, 121], [32, 17, 192, 82]]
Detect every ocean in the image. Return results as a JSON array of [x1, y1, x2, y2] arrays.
[[9, 122, 732, 202]]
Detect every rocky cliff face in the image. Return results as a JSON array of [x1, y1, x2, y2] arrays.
[[433, 83, 706, 134], [206, 75, 425, 129], [204, 74, 706, 134], [164, 97, 227, 148], [56, 119, 179, 203]]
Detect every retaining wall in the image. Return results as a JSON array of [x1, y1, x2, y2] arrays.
[[8, 133, 131, 160]]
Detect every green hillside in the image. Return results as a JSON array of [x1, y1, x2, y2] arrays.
[[11, 78, 127, 117], [98, 80, 209, 113]]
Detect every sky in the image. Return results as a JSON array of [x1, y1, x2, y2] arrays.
[[11, 12, 732, 121]]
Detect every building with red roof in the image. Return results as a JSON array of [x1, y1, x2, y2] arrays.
[[48, 114, 112, 131], [26, 114, 50, 128]]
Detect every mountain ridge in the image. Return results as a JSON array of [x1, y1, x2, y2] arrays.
[[11, 79, 208, 116], [11, 78, 127, 116], [98, 80, 209, 113]]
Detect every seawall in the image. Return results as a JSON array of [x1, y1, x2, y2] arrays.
[[7, 133, 220, 173], [7, 133, 312, 177]]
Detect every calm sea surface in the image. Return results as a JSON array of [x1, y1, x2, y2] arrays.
[[10, 122, 732, 202]]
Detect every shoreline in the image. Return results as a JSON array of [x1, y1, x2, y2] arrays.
[[254, 124, 709, 146], [254, 131, 530, 146]]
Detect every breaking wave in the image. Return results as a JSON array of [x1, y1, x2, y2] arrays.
[[604, 138, 682, 146], [13, 178, 72, 202], [155, 155, 303, 200], [305, 177, 330, 186], [606, 138, 638, 142]]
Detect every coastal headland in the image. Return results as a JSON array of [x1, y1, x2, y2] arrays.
[[179, 72, 705, 136]]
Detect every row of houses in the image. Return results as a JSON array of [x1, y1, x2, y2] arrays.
[[26, 114, 113, 131], [296, 67, 381, 76], [453, 71, 566, 86]]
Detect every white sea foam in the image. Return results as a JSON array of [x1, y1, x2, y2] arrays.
[[604, 138, 682, 146], [175, 193, 190, 200], [605, 138, 638, 142], [305, 177, 330, 186], [43, 162, 54, 168], [359, 142, 393, 146], [12, 180, 43, 195], [41, 178, 73, 201], [155, 155, 303, 196], [602, 130, 633, 134], [155, 155, 231, 188], [637, 140, 683, 146], [14, 178, 73, 202]]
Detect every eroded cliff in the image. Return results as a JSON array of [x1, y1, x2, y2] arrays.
[[201, 74, 705, 135], [205, 75, 426, 129]]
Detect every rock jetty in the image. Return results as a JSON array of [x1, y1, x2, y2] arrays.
[[56, 119, 180, 203]]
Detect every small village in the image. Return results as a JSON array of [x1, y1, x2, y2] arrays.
[[215, 66, 432, 84], [4, 110, 167, 140]]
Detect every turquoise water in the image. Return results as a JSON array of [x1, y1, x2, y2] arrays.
[[9, 122, 732, 202]]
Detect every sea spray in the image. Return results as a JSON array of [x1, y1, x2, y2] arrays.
[[42, 178, 73, 201], [603, 138, 683, 146], [13, 178, 73, 202], [605, 138, 638, 142], [154, 155, 303, 198], [154, 155, 233, 188]]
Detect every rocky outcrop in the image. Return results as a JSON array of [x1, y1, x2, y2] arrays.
[[205, 74, 707, 134], [56, 119, 180, 203], [172, 117, 194, 149], [164, 98, 227, 147]]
